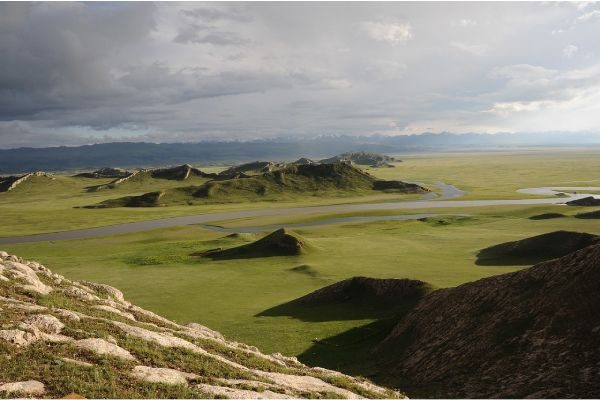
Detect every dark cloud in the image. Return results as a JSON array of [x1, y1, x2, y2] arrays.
[[1, 2, 600, 148]]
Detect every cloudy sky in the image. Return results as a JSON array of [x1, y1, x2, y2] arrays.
[[1, 1, 600, 148]]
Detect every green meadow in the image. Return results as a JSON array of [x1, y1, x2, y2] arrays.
[[1, 150, 600, 373]]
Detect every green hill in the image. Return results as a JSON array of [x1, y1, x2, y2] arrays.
[[192, 229, 311, 259], [88, 163, 428, 208], [85, 165, 215, 192]]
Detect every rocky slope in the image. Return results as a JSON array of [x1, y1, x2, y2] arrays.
[[0, 172, 55, 192], [0, 251, 400, 399], [374, 243, 600, 398]]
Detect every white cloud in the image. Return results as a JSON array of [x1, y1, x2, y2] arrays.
[[323, 79, 352, 90], [454, 18, 477, 27], [577, 9, 600, 21], [563, 44, 579, 58], [361, 21, 412, 46], [489, 64, 557, 81], [486, 100, 556, 115], [450, 41, 487, 56]]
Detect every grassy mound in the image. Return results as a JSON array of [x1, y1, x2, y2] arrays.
[[260, 277, 431, 321], [476, 230, 600, 265], [528, 212, 566, 220], [575, 210, 600, 219], [86, 192, 164, 208], [289, 264, 320, 278], [195, 229, 310, 259]]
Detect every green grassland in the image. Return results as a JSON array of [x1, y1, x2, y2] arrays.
[[3, 203, 600, 370], [1, 150, 600, 377], [367, 149, 600, 200]]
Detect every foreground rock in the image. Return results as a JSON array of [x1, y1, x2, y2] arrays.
[[0, 380, 45, 396], [0, 251, 400, 399], [374, 243, 600, 398]]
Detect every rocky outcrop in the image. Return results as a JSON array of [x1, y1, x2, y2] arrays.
[[0, 171, 55, 192], [0, 251, 400, 399], [0, 380, 46, 396]]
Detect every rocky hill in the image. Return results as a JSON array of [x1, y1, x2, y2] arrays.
[[85, 165, 216, 192], [219, 161, 283, 177], [0, 251, 400, 399], [89, 163, 427, 208], [320, 152, 397, 167], [374, 243, 600, 398], [75, 168, 131, 179]]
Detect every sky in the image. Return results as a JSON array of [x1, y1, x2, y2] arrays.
[[1, 1, 600, 148]]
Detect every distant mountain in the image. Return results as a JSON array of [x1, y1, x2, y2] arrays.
[[320, 151, 396, 167], [1, 132, 599, 173]]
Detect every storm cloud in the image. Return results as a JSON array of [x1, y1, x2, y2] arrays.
[[1, 2, 600, 147]]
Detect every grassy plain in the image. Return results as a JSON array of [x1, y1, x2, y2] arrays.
[[1, 150, 600, 373], [1, 149, 599, 236]]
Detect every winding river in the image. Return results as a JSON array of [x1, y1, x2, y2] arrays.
[[0, 184, 598, 244]]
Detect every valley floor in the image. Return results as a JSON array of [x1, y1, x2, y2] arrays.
[[1, 149, 600, 392]]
